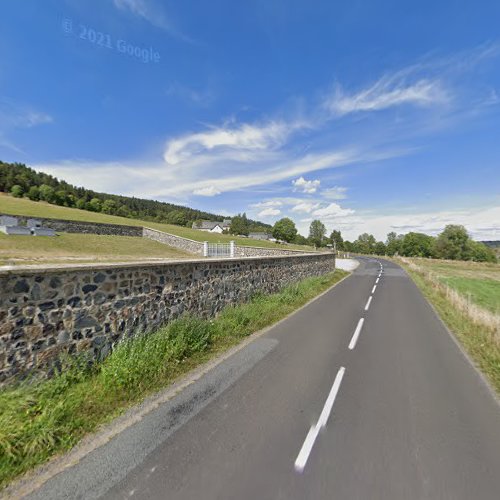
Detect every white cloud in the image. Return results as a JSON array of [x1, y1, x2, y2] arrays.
[[291, 202, 321, 214], [250, 200, 283, 208], [34, 147, 406, 203], [322, 186, 347, 200], [292, 176, 320, 194], [258, 207, 281, 217], [324, 73, 449, 117], [312, 202, 355, 218], [164, 121, 294, 165], [192, 186, 221, 196]]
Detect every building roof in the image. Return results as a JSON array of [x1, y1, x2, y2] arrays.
[[197, 221, 223, 230]]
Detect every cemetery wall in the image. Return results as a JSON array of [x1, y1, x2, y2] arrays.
[[0, 214, 143, 236]]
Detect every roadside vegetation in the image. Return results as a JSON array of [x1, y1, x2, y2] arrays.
[[396, 257, 500, 393], [0, 269, 348, 490], [0, 232, 191, 267]]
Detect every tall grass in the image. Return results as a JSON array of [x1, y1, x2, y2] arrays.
[[0, 270, 347, 489], [399, 257, 500, 344]]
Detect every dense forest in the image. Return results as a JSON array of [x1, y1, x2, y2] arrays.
[[0, 161, 271, 231]]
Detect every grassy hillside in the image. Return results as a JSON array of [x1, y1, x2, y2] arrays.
[[0, 233, 191, 267], [0, 194, 315, 251]]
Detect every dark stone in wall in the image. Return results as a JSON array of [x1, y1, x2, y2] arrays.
[[0, 254, 335, 384]]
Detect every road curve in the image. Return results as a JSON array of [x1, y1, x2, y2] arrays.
[[26, 258, 500, 500]]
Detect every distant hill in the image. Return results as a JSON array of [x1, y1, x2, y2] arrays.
[[0, 161, 271, 232], [481, 241, 500, 248]]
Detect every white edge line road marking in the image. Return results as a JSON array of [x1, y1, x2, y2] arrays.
[[348, 317, 365, 350], [364, 296, 372, 311], [294, 367, 346, 473], [372, 285, 377, 294]]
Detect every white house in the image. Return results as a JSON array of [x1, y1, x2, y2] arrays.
[[193, 219, 232, 233], [193, 221, 224, 233]]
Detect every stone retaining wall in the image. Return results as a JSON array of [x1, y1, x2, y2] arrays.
[[1, 214, 143, 237], [236, 245, 328, 258], [0, 253, 335, 383], [142, 227, 204, 254]]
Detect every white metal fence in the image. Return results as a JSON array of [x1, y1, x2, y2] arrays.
[[203, 241, 235, 258]]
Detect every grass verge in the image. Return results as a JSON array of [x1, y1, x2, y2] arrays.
[[396, 258, 500, 395], [0, 269, 348, 489]]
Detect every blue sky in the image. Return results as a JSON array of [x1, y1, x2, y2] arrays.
[[1, 0, 499, 240]]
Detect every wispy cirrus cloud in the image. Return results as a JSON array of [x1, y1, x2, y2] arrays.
[[250, 200, 283, 208], [324, 75, 449, 117], [34, 146, 405, 201], [0, 99, 53, 154], [163, 120, 302, 165], [113, 0, 192, 41], [322, 186, 348, 200]]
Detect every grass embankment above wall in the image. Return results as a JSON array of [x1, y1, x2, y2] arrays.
[[0, 194, 316, 251], [0, 269, 348, 490], [396, 257, 500, 394], [0, 232, 192, 267]]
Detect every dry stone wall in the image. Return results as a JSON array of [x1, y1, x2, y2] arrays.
[[0, 253, 335, 384], [142, 227, 204, 254], [236, 245, 329, 257], [1, 214, 142, 236]]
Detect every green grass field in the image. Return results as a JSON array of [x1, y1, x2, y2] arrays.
[[406, 257, 500, 313], [440, 277, 499, 314], [0, 194, 315, 251], [0, 232, 191, 267]]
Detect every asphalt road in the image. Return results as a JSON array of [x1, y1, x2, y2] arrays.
[[26, 258, 500, 500]]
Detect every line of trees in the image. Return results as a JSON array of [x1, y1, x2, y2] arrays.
[[268, 215, 496, 262], [339, 226, 496, 263], [0, 161, 270, 231]]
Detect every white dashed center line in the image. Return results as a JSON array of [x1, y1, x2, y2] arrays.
[[372, 285, 377, 294], [294, 367, 346, 473], [348, 318, 365, 350], [364, 296, 372, 311]]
